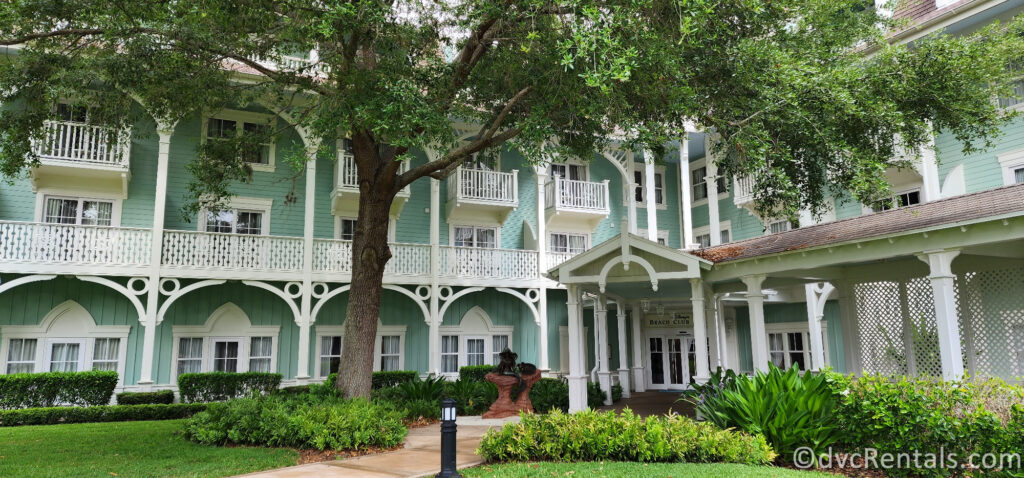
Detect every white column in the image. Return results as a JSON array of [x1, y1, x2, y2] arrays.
[[917, 250, 965, 381], [836, 280, 862, 375], [919, 126, 941, 202], [428, 178, 441, 375], [803, 283, 826, 372], [631, 302, 646, 392], [626, 152, 638, 235], [715, 296, 729, 369], [690, 279, 710, 382], [595, 296, 612, 405], [742, 275, 769, 373], [138, 124, 173, 386], [615, 303, 630, 398], [538, 289, 549, 372], [644, 156, 658, 241], [898, 281, 918, 376], [678, 137, 694, 249], [566, 285, 588, 411], [704, 138, 722, 246], [705, 287, 721, 370], [535, 169, 549, 372], [296, 143, 319, 381]]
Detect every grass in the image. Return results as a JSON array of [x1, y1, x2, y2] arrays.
[[0, 419, 298, 478], [463, 462, 832, 477]]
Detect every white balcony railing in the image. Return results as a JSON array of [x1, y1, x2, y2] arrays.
[[448, 167, 518, 204], [335, 150, 411, 192], [545, 177, 610, 212], [312, 239, 431, 276], [32, 120, 130, 167], [546, 252, 577, 269], [0, 221, 151, 266], [440, 246, 538, 281], [733, 176, 755, 205], [162, 230, 304, 273]]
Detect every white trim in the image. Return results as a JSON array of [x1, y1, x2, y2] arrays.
[[625, 164, 669, 209], [548, 231, 590, 254], [998, 148, 1024, 186], [34, 191, 124, 226], [448, 223, 502, 248], [313, 320, 408, 377], [198, 196, 273, 235], [201, 109, 277, 173], [169, 302, 280, 380], [693, 220, 732, 247], [438, 306, 514, 377], [764, 322, 830, 372], [688, 157, 729, 207], [636, 228, 670, 245], [558, 325, 589, 374], [334, 215, 396, 242], [548, 160, 590, 181], [0, 300, 130, 384]]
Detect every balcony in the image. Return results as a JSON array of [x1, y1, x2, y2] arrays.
[[30, 120, 132, 197], [161, 230, 305, 280], [439, 246, 538, 283], [546, 251, 576, 270], [544, 177, 610, 230], [0, 221, 151, 275], [330, 148, 411, 217], [446, 167, 519, 224], [312, 239, 431, 279], [733, 176, 755, 210]]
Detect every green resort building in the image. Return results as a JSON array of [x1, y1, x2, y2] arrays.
[[0, 0, 1023, 411]]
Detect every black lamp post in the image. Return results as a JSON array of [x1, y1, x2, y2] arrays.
[[437, 398, 460, 478]]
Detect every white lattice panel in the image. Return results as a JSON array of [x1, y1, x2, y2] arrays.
[[960, 267, 1024, 381], [854, 281, 908, 375], [162, 231, 303, 272], [905, 277, 943, 377]]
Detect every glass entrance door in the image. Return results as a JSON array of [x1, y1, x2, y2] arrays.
[[647, 335, 690, 389]]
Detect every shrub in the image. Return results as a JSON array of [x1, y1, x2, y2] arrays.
[[587, 381, 606, 408], [477, 409, 774, 464], [277, 385, 311, 395], [443, 378, 495, 415], [611, 383, 623, 402], [395, 375, 447, 402], [529, 378, 569, 413], [0, 371, 118, 409], [0, 403, 206, 426], [687, 364, 841, 461], [177, 372, 281, 403], [372, 371, 418, 389], [184, 395, 407, 451], [459, 365, 495, 382], [395, 399, 441, 421], [116, 390, 175, 405], [831, 374, 1024, 477]]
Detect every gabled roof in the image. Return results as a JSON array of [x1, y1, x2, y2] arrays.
[[694, 183, 1024, 264], [549, 232, 712, 294]]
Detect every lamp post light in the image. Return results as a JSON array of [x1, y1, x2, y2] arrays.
[[437, 398, 460, 478]]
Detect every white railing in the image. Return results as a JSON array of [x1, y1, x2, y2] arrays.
[[733, 176, 755, 205], [449, 167, 518, 204], [440, 246, 538, 281], [546, 252, 576, 269], [32, 120, 130, 167], [335, 151, 411, 193], [0, 221, 151, 266], [545, 178, 610, 212], [312, 239, 431, 276], [245, 54, 329, 75], [162, 230, 304, 273]]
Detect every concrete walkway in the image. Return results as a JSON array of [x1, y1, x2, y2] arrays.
[[240, 416, 516, 478]]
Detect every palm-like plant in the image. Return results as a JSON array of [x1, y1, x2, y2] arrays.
[[396, 375, 447, 402]]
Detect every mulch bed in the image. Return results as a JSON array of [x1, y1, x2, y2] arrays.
[[780, 454, 887, 477]]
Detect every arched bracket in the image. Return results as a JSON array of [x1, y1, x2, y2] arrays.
[[496, 288, 542, 326], [242, 280, 302, 326], [598, 254, 658, 294], [157, 279, 227, 325], [310, 284, 430, 325], [0, 275, 57, 296], [438, 287, 485, 324], [77, 276, 148, 324]]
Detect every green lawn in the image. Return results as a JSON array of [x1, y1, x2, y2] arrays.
[[0, 420, 298, 478], [463, 462, 832, 477]]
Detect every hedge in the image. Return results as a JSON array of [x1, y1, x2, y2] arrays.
[[0, 403, 207, 427], [116, 390, 175, 405], [372, 370, 418, 389], [177, 372, 281, 403], [459, 365, 495, 382], [0, 371, 118, 409]]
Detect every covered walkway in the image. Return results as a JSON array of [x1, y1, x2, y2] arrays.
[[597, 391, 696, 418]]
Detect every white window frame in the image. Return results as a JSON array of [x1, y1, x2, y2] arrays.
[[688, 158, 729, 207], [692, 220, 731, 248], [765, 323, 829, 371], [0, 300, 130, 384], [637, 228, 670, 246], [315, 333, 344, 378], [202, 110, 277, 173], [628, 165, 669, 209], [170, 303, 280, 381], [438, 306, 513, 378], [548, 231, 589, 254], [4, 338, 39, 374], [199, 196, 273, 235], [334, 216, 396, 242], [210, 337, 244, 373], [765, 218, 797, 235], [376, 335, 404, 372], [34, 190, 123, 226], [449, 223, 501, 248], [314, 321, 407, 378], [997, 148, 1024, 186], [866, 188, 921, 213], [549, 161, 590, 181]]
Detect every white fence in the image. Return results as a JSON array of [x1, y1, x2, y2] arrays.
[[162, 230, 304, 273], [0, 221, 151, 266], [440, 246, 538, 280], [33, 121, 130, 167], [313, 239, 431, 276], [545, 178, 609, 212], [335, 150, 411, 192], [449, 167, 518, 204], [733, 176, 755, 205]]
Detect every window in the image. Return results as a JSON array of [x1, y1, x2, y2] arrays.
[[6, 338, 36, 374], [466, 152, 497, 170], [549, 232, 587, 254], [212, 340, 240, 372], [319, 336, 342, 378], [871, 190, 920, 212], [633, 169, 666, 206], [249, 337, 273, 372], [692, 167, 708, 201], [48, 341, 82, 372], [204, 209, 264, 235], [205, 116, 274, 169], [379, 336, 401, 371], [720, 229, 731, 244], [453, 226, 497, 248], [1015, 167, 1024, 185], [768, 332, 809, 371], [492, 335, 509, 364], [695, 233, 711, 248], [177, 338, 203, 375], [998, 63, 1024, 109], [441, 336, 459, 373], [44, 197, 113, 226], [550, 163, 586, 181], [339, 218, 357, 241], [768, 220, 796, 234], [465, 338, 486, 366], [91, 338, 120, 371], [56, 103, 89, 123]]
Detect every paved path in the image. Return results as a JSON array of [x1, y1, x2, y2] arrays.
[[240, 416, 516, 478]]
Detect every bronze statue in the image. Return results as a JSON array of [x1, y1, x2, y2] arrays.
[[482, 348, 542, 419]]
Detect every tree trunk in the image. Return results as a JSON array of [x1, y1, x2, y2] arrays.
[[335, 139, 399, 398]]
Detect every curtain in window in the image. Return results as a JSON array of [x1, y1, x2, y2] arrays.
[[92, 338, 120, 371], [768, 333, 785, 368], [380, 336, 400, 371], [1015, 167, 1024, 184], [466, 339, 485, 366], [49, 343, 80, 372], [567, 235, 587, 254], [454, 227, 475, 247], [320, 336, 342, 377], [45, 198, 79, 224], [6, 338, 37, 374], [492, 335, 509, 364], [236, 211, 263, 235], [81, 201, 113, 226], [476, 228, 496, 248], [549, 234, 568, 253], [691, 168, 707, 201], [177, 338, 203, 375], [206, 210, 235, 233], [249, 337, 273, 372], [441, 336, 459, 373]]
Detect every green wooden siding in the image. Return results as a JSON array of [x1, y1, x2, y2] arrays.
[[440, 288, 540, 365]]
